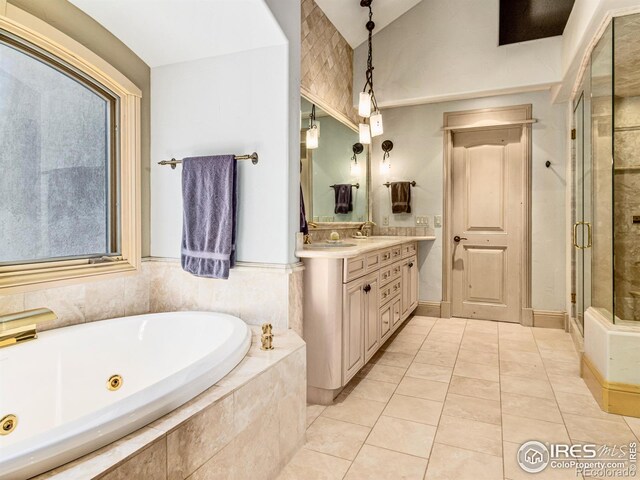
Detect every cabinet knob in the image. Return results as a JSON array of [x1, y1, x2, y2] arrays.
[[363, 284, 371, 293], [408, 262, 414, 268]]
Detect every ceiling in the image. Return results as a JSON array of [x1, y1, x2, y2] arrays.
[[314, 0, 423, 48], [499, 0, 575, 45], [69, 0, 286, 68]]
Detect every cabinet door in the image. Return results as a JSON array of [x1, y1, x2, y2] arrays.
[[401, 258, 410, 319], [364, 272, 380, 362], [380, 301, 392, 342], [409, 255, 419, 312], [343, 279, 365, 383]]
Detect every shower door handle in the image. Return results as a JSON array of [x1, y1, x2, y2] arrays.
[[573, 222, 592, 249], [586, 222, 592, 248]]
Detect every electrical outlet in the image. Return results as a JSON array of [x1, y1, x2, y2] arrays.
[[434, 215, 442, 228], [383, 216, 389, 226], [424, 216, 431, 228], [415, 216, 422, 226]]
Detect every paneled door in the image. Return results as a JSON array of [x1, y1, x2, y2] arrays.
[[451, 126, 524, 322]]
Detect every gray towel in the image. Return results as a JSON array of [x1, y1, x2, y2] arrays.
[[391, 182, 411, 214], [334, 184, 353, 214], [181, 155, 237, 279]]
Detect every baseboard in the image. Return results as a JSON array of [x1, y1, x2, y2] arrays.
[[532, 310, 566, 329], [582, 354, 640, 418], [415, 301, 441, 317]]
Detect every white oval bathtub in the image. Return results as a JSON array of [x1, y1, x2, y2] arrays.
[[0, 311, 251, 480]]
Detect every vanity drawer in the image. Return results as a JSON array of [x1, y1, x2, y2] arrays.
[[380, 278, 402, 304], [365, 251, 382, 273], [379, 248, 393, 265], [344, 255, 366, 283], [379, 261, 402, 286], [391, 246, 403, 262], [402, 242, 417, 259]]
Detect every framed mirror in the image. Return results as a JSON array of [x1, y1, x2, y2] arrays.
[[300, 95, 370, 225]]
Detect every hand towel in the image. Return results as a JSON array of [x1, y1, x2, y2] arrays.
[[181, 155, 237, 279], [391, 181, 411, 214], [334, 184, 353, 214]]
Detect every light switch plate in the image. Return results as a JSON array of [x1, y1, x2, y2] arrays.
[[383, 216, 389, 226], [434, 215, 442, 228], [424, 216, 431, 228]]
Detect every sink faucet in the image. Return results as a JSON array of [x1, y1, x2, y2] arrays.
[[0, 308, 57, 349], [359, 221, 377, 236]]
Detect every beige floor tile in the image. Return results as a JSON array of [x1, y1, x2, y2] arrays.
[[344, 445, 427, 480], [460, 335, 499, 354], [435, 415, 502, 456], [500, 359, 548, 379], [421, 339, 460, 353], [554, 390, 625, 421], [305, 417, 371, 460], [547, 373, 592, 396], [407, 316, 438, 328], [356, 363, 406, 384], [563, 413, 636, 445], [381, 339, 421, 355], [383, 394, 443, 426], [427, 331, 464, 344], [502, 414, 570, 444], [499, 349, 544, 366], [453, 360, 499, 382], [624, 416, 640, 440], [307, 404, 326, 427], [442, 393, 501, 425], [464, 319, 498, 334], [499, 338, 539, 353], [544, 358, 580, 377], [424, 443, 503, 480], [395, 376, 449, 402], [321, 395, 386, 427], [399, 324, 434, 336], [277, 448, 352, 480], [366, 415, 436, 458], [394, 331, 428, 345], [502, 441, 577, 480], [406, 362, 453, 383], [539, 348, 580, 364], [448, 375, 500, 401], [501, 392, 564, 423], [413, 349, 458, 367], [535, 337, 577, 352], [500, 375, 554, 400], [349, 378, 398, 403], [435, 317, 467, 327], [371, 350, 414, 368], [456, 348, 499, 367]]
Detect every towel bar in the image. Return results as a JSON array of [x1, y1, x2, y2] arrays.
[[383, 181, 416, 188], [158, 152, 259, 169], [330, 183, 360, 189]]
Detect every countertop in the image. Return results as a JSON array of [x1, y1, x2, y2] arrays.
[[295, 235, 436, 259]]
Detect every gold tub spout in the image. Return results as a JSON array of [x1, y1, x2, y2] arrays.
[[261, 323, 274, 351], [0, 308, 57, 349]]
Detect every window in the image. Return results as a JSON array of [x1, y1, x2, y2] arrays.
[[0, 14, 141, 292]]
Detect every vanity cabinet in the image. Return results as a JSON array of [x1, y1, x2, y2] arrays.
[[303, 240, 421, 405]]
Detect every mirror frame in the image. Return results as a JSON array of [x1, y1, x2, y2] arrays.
[[300, 87, 372, 227]]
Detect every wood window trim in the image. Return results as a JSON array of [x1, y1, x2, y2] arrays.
[[0, 8, 142, 294]]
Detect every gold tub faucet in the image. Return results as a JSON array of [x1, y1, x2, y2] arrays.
[[261, 323, 274, 350], [0, 308, 57, 349]]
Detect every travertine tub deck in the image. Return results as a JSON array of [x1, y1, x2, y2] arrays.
[[36, 328, 306, 480]]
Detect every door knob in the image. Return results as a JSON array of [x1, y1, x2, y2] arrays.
[[453, 236, 468, 242]]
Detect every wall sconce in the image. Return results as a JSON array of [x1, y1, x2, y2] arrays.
[[380, 140, 393, 174], [306, 104, 319, 149], [351, 142, 364, 176]]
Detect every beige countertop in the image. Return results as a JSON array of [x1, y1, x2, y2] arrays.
[[295, 235, 436, 259]]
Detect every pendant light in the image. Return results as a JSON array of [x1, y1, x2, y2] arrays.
[[358, 0, 383, 142], [306, 104, 319, 149], [351, 142, 364, 176]]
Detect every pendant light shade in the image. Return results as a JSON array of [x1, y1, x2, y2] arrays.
[[359, 124, 371, 144], [358, 92, 372, 118], [351, 161, 362, 176], [306, 126, 319, 149], [370, 111, 383, 137]]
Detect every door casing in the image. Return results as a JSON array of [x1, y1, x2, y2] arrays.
[[442, 105, 533, 325]]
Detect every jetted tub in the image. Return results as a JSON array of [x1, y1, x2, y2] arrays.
[[0, 311, 251, 480]]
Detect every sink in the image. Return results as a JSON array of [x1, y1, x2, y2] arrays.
[[304, 242, 356, 250]]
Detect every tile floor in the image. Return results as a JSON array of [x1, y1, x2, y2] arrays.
[[278, 316, 640, 480]]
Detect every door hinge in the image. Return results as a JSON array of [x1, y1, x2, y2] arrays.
[[571, 292, 576, 304], [571, 128, 576, 140]]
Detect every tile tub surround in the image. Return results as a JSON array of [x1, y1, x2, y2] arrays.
[[36, 328, 306, 480], [279, 316, 640, 480], [0, 258, 304, 334]]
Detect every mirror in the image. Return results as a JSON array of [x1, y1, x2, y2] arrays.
[[300, 96, 368, 223]]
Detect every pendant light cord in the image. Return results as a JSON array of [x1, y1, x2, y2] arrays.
[[362, 2, 378, 113]]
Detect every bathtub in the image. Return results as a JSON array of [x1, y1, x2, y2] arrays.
[[0, 311, 251, 480]]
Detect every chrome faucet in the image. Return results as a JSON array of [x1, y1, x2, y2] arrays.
[[0, 308, 57, 349], [359, 221, 377, 236]]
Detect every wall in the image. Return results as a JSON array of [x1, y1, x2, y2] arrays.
[[6, 0, 152, 256], [354, 0, 563, 107], [371, 90, 568, 312], [301, 0, 356, 124]]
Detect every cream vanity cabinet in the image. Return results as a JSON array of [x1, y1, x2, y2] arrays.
[[302, 240, 419, 405]]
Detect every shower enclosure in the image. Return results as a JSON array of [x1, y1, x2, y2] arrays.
[[574, 13, 640, 329]]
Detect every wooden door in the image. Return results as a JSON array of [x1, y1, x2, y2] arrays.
[[451, 126, 523, 322], [343, 278, 365, 382], [364, 272, 380, 361]]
